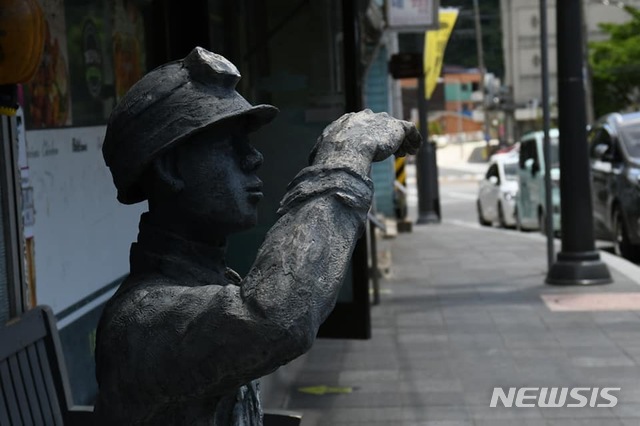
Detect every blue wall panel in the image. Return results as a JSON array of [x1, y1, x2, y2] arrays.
[[365, 46, 395, 217]]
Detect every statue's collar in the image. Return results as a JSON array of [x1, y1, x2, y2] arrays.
[[129, 213, 241, 286]]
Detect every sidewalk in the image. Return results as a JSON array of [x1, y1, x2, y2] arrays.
[[272, 221, 640, 426]]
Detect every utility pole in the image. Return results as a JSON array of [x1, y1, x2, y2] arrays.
[[416, 70, 440, 224], [472, 0, 491, 159], [581, 0, 595, 125], [388, 51, 440, 225], [546, 0, 611, 286], [539, 0, 555, 270]]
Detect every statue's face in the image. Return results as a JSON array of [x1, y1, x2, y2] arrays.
[[175, 123, 264, 233]]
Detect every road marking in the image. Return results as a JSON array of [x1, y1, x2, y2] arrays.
[[368, 288, 393, 295], [442, 191, 477, 201], [542, 293, 640, 311], [297, 385, 353, 395], [439, 173, 484, 182], [440, 199, 471, 206], [445, 219, 483, 230]]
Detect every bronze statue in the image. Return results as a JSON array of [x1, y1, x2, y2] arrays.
[[94, 47, 420, 425]]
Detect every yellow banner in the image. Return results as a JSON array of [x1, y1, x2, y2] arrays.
[[424, 8, 459, 99]]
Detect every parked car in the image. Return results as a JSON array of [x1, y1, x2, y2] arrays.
[[588, 112, 640, 261], [515, 129, 561, 233], [477, 153, 519, 228]]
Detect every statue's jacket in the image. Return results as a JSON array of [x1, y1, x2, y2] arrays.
[[94, 165, 373, 425]]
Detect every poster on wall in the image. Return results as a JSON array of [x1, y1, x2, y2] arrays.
[[65, 0, 116, 126], [112, 0, 147, 101], [25, 0, 149, 129], [25, 0, 73, 129]]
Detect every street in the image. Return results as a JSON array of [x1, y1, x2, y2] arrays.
[[407, 163, 484, 225], [416, 163, 622, 259]]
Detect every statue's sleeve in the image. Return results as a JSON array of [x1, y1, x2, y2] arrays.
[[243, 163, 375, 337]]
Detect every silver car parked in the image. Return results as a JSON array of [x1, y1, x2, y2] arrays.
[[477, 153, 519, 228]]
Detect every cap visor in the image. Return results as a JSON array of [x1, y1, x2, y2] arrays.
[[240, 104, 279, 133]]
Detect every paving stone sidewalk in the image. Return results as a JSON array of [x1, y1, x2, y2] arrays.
[[276, 221, 640, 426]]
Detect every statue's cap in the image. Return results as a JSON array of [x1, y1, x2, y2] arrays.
[[102, 47, 278, 205]]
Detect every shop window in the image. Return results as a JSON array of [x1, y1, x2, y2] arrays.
[[23, 0, 150, 129]]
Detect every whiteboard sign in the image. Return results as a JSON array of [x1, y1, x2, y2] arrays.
[[26, 126, 145, 316], [386, 0, 439, 31]]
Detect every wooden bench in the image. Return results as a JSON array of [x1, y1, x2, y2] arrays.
[[0, 306, 302, 425], [0, 306, 92, 425]]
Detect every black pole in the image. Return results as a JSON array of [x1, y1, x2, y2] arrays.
[[369, 219, 380, 305], [539, 0, 554, 270], [472, 0, 491, 160], [317, 0, 371, 339], [546, 0, 611, 285], [416, 72, 440, 224]]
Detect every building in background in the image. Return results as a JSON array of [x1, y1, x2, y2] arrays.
[[440, 67, 485, 138], [400, 66, 499, 143], [500, 0, 640, 136]]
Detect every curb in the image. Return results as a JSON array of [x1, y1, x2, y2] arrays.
[[599, 250, 640, 287]]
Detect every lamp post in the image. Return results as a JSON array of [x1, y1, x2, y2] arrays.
[[457, 83, 464, 159], [545, 0, 611, 285], [416, 72, 441, 224], [472, 0, 491, 160], [540, 0, 555, 270]]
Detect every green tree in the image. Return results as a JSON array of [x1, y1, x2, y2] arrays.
[[589, 5, 640, 118]]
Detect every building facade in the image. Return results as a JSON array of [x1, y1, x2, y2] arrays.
[[500, 0, 640, 134], [1, 0, 378, 405]]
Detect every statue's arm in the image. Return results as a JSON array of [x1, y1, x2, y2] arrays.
[[235, 111, 421, 373], [239, 163, 374, 352]]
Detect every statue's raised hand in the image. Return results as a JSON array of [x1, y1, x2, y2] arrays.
[[309, 110, 422, 174]]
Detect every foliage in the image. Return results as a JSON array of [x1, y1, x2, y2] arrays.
[[589, 6, 640, 117], [428, 120, 443, 135]]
